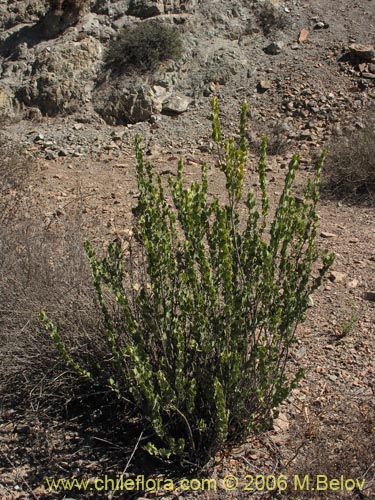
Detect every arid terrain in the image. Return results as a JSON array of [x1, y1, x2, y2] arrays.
[[0, 0, 374, 499]]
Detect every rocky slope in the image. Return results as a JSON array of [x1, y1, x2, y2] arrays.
[[0, 0, 374, 167]]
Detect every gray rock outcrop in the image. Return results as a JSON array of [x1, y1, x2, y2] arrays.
[[16, 36, 103, 115], [128, 0, 197, 18], [0, 0, 284, 123]]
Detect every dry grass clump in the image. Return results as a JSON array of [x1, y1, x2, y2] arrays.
[[286, 397, 375, 499], [0, 214, 114, 413], [322, 115, 375, 202], [107, 21, 183, 72], [246, 119, 290, 156], [0, 133, 32, 223], [0, 142, 117, 414]]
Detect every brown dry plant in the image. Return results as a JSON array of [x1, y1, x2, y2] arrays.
[[322, 114, 375, 203]]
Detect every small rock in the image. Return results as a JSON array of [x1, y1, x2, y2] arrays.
[[270, 434, 289, 445], [273, 413, 289, 433], [299, 130, 313, 140], [162, 95, 191, 115], [32, 487, 47, 497], [358, 62, 367, 73], [320, 231, 338, 238], [314, 21, 329, 29], [363, 291, 375, 302], [349, 43, 375, 62], [110, 130, 125, 140], [34, 133, 44, 142], [45, 150, 58, 160], [27, 107, 43, 121], [264, 41, 284, 55], [295, 346, 307, 359], [329, 271, 347, 283], [257, 80, 272, 92], [347, 279, 359, 289], [298, 29, 309, 43], [149, 115, 161, 124], [152, 85, 170, 102], [53, 207, 65, 217], [127, 1, 165, 18]]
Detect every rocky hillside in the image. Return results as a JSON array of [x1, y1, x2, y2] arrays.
[[1, 0, 374, 135], [0, 0, 374, 178]]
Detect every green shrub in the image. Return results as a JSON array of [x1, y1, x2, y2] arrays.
[[42, 98, 334, 465], [107, 22, 183, 72]]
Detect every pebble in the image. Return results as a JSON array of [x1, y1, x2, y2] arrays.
[[298, 29, 309, 43], [320, 232, 338, 238], [257, 80, 273, 92], [363, 291, 375, 302], [264, 41, 284, 55], [328, 271, 347, 283], [314, 21, 329, 29], [347, 279, 359, 289]]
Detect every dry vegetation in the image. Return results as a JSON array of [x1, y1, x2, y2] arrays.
[[322, 113, 375, 202], [107, 21, 183, 73], [0, 141, 117, 414], [0, 220, 104, 409], [0, 133, 31, 222], [286, 396, 375, 498]]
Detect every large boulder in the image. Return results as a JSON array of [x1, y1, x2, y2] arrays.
[[16, 36, 102, 115], [162, 94, 191, 114], [0, 0, 48, 30], [128, 0, 166, 17], [78, 13, 116, 41], [0, 88, 14, 120], [94, 84, 164, 124], [256, 0, 280, 7], [127, 0, 197, 18], [349, 43, 375, 62], [41, 0, 91, 38]]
